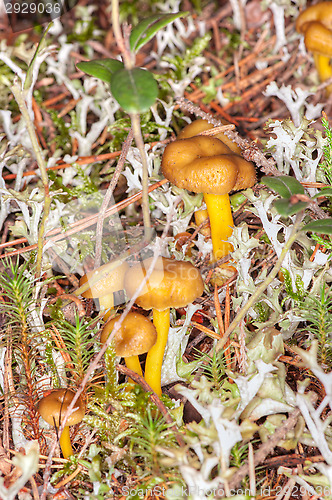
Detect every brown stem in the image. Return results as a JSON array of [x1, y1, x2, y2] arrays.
[[94, 129, 134, 268], [221, 408, 301, 496], [11, 84, 51, 278]]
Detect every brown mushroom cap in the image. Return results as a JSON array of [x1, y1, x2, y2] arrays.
[[79, 261, 129, 299], [161, 135, 256, 195], [296, 2, 332, 34], [178, 118, 242, 154], [37, 389, 85, 427], [100, 312, 157, 357], [124, 257, 204, 311]]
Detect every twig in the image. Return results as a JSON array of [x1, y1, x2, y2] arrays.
[[94, 128, 134, 268], [2, 140, 170, 181], [0, 179, 168, 260], [248, 442, 256, 497], [198, 124, 235, 135], [238, 319, 247, 374], [111, 0, 152, 242], [48, 294, 85, 318], [214, 284, 224, 337], [111, 0, 134, 69], [116, 365, 185, 447], [3, 331, 12, 453], [11, 83, 51, 278], [214, 212, 303, 353], [130, 113, 152, 242], [176, 97, 222, 126], [220, 408, 301, 495], [175, 96, 277, 173]]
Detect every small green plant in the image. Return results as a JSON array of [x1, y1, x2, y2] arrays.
[[297, 284, 332, 367], [77, 5, 188, 248], [198, 348, 227, 390], [161, 32, 211, 83], [280, 268, 306, 305], [126, 404, 179, 478], [0, 258, 43, 442], [319, 112, 332, 186], [262, 174, 332, 227], [50, 314, 99, 384]]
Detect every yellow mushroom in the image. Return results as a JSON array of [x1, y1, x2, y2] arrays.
[[296, 2, 332, 95], [178, 118, 242, 154], [37, 389, 85, 459], [161, 127, 256, 262], [100, 311, 157, 381], [124, 257, 204, 396], [78, 260, 129, 320]]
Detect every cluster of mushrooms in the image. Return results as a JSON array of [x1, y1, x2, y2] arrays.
[[80, 118, 257, 398], [296, 2, 332, 95], [36, 118, 257, 458], [35, 1, 332, 462]]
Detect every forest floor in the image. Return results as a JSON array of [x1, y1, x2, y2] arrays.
[[1, 0, 332, 499]]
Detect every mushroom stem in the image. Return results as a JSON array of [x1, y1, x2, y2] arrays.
[[58, 425, 73, 459], [144, 308, 170, 396], [99, 294, 114, 320], [314, 53, 332, 94], [124, 355, 143, 378], [204, 193, 234, 261], [124, 356, 142, 386]]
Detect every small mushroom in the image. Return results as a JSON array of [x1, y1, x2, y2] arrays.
[[296, 3, 332, 94], [37, 389, 85, 459], [100, 311, 157, 379], [162, 126, 256, 261], [78, 260, 129, 319], [124, 257, 204, 396]]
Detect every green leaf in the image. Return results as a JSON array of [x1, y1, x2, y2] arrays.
[[261, 175, 305, 198], [312, 187, 332, 198], [130, 12, 188, 53], [76, 59, 124, 85], [274, 199, 308, 217], [303, 218, 332, 234], [110, 68, 158, 113]]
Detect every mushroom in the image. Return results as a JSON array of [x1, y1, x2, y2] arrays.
[[124, 257, 204, 396], [178, 118, 242, 154], [37, 389, 85, 459], [296, 3, 332, 94], [161, 127, 256, 261], [100, 311, 157, 379], [78, 260, 129, 319]]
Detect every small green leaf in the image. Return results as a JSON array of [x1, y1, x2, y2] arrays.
[[77, 59, 124, 85], [110, 68, 158, 113], [130, 12, 188, 53], [274, 199, 308, 217], [261, 175, 305, 198], [303, 218, 332, 234], [312, 187, 332, 198]]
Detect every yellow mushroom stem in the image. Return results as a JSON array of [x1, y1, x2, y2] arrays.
[[124, 355, 143, 378], [98, 294, 115, 320], [204, 193, 234, 261], [58, 425, 73, 459], [144, 308, 170, 396], [314, 53, 332, 94]]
